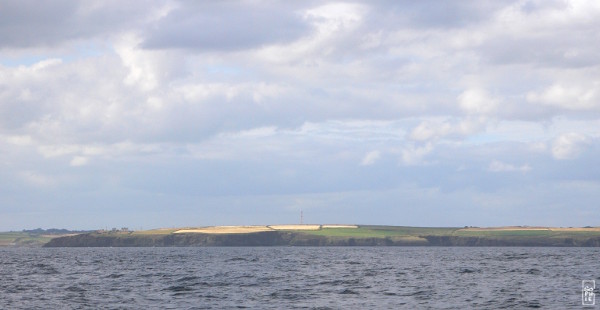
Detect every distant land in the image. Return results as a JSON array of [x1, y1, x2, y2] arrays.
[[23, 225, 600, 247], [3, 225, 600, 247], [0, 228, 92, 247]]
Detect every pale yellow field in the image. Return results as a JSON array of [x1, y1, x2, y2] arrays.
[[460, 226, 551, 231], [321, 225, 358, 229], [40, 234, 79, 238], [458, 226, 600, 232], [268, 225, 321, 230], [174, 226, 274, 234], [173, 224, 360, 234], [549, 227, 600, 232]]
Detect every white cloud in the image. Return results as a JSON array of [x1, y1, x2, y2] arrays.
[[3, 135, 33, 146], [488, 160, 531, 173], [360, 150, 380, 166], [225, 126, 278, 139], [30, 58, 63, 71], [115, 34, 159, 91], [304, 2, 364, 34], [527, 82, 600, 110], [2, 1, 600, 229], [458, 88, 499, 115], [18, 171, 56, 188], [37, 143, 107, 158], [551, 133, 590, 160], [409, 117, 485, 142], [409, 120, 452, 141], [401, 143, 433, 166], [70, 156, 89, 167], [529, 142, 547, 153]]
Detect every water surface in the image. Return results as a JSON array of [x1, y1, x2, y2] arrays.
[[1, 247, 598, 309]]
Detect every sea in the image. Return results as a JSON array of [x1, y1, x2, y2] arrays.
[[1, 247, 598, 309]]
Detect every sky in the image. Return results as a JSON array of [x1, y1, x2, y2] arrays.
[[1, 0, 600, 230]]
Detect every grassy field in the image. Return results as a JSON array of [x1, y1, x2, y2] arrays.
[[453, 228, 600, 238], [0, 232, 57, 246], [303, 226, 459, 238], [130, 228, 179, 235], [453, 230, 553, 237], [301, 225, 600, 239]]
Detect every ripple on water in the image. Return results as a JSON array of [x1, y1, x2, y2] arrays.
[[0, 247, 597, 309]]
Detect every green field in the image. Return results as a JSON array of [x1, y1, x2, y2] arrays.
[[0, 232, 56, 247], [453, 229, 600, 239], [453, 230, 553, 237], [302, 226, 600, 242], [130, 228, 179, 235], [303, 226, 459, 238]]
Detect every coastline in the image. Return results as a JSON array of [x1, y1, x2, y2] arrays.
[[41, 225, 600, 247]]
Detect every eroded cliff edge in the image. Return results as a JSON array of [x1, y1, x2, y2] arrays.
[[43, 231, 600, 247]]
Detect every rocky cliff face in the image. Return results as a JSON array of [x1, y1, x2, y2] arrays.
[[44, 231, 428, 247], [423, 235, 600, 247], [44, 231, 290, 247], [43, 231, 600, 247]]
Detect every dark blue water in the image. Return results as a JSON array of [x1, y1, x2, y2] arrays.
[[1, 247, 598, 309]]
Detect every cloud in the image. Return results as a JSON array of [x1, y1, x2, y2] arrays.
[[488, 160, 531, 172], [408, 117, 485, 142], [142, 2, 311, 51], [409, 120, 452, 141], [2, 135, 33, 146], [458, 89, 499, 115], [478, 0, 600, 68], [17, 170, 56, 188], [401, 143, 433, 165], [2, 0, 600, 229], [527, 82, 600, 110], [360, 150, 380, 166], [551, 133, 590, 160], [70, 156, 89, 167], [0, 0, 160, 48]]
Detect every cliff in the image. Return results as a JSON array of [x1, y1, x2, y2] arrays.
[[43, 230, 600, 247], [43, 231, 427, 247], [422, 235, 600, 247]]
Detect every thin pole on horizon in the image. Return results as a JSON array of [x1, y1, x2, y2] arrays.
[[300, 210, 303, 225]]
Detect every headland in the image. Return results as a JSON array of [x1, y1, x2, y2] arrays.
[[40, 225, 600, 247]]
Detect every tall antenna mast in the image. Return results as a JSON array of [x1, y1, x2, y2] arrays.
[[300, 209, 303, 225]]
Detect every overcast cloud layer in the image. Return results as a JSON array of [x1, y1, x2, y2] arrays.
[[1, 0, 599, 230]]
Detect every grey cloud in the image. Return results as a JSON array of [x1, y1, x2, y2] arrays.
[[3, 0, 600, 230], [470, 1, 600, 68], [481, 33, 600, 68], [0, 0, 155, 48], [141, 1, 312, 51], [361, 0, 514, 30]]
